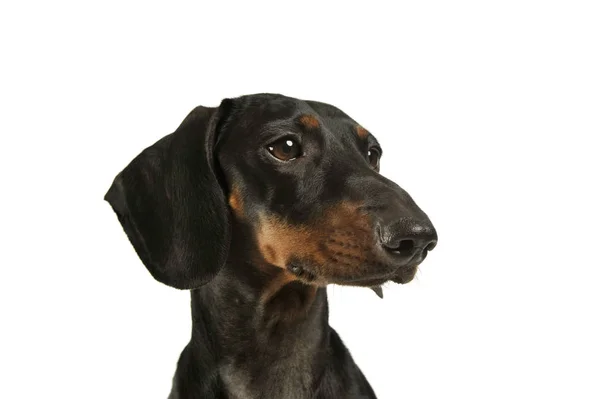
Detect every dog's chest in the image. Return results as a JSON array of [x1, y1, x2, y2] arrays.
[[220, 356, 314, 399]]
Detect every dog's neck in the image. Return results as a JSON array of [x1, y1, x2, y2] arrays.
[[189, 258, 329, 398]]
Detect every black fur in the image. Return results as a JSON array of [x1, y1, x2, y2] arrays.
[[105, 94, 437, 398]]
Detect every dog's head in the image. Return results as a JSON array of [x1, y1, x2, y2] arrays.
[[105, 94, 437, 291]]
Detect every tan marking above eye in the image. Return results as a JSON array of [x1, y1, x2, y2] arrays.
[[356, 125, 369, 139], [298, 114, 320, 129]]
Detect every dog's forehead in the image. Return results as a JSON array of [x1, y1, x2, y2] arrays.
[[231, 94, 372, 142]]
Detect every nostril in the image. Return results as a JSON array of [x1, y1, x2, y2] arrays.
[[383, 239, 416, 256], [396, 239, 415, 254], [378, 218, 437, 258]]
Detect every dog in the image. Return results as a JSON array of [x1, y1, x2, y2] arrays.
[[105, 93, 437, 398]]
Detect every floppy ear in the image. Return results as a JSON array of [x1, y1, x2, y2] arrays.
[[104, 105, 231, 290]]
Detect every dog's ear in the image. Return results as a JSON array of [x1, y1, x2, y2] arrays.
[[104, 104, 231, 289]]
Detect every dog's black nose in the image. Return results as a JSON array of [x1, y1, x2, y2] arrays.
[[378, 218, 437, 259]]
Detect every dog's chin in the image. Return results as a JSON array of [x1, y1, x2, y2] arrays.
[[391, 265, 419, 285]]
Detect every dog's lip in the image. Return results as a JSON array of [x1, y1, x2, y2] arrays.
[[333, 275, 394, 287], [339, 262, 421, 287], [330, 256, 423, 287]]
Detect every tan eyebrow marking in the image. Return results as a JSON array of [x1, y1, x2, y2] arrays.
[[356, 125, 369, 139], [298, 114, 320, 129]]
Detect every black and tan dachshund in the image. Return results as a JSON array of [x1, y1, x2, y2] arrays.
[[105, 93, 437, 398]]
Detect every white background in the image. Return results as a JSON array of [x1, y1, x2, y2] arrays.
[[1, 1, 599, 398]]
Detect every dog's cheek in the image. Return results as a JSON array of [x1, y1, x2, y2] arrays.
[[228, 184, 245, 219], [255, 214, 301, 268], [253, 203, 377, 279], [253, 214, 326, 271]]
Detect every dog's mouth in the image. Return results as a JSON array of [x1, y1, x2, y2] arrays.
[[254, 202, 436, 299], [329, 243, 428, 288], [344, 264, 420, 298], [286, 258, 422, 299], [273, 222, 432, 298]]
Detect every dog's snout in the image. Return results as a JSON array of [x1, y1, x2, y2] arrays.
[[378, 218, 437, 259]]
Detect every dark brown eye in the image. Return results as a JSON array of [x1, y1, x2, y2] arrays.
[[368, 147, 381, 169], [267, 138, 303, 161]]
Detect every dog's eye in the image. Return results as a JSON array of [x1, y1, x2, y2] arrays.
[[368, 147, 381, 169], [267, 138, 303, 161]]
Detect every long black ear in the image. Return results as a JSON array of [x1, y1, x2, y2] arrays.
[[104, 105, 230, 289]]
